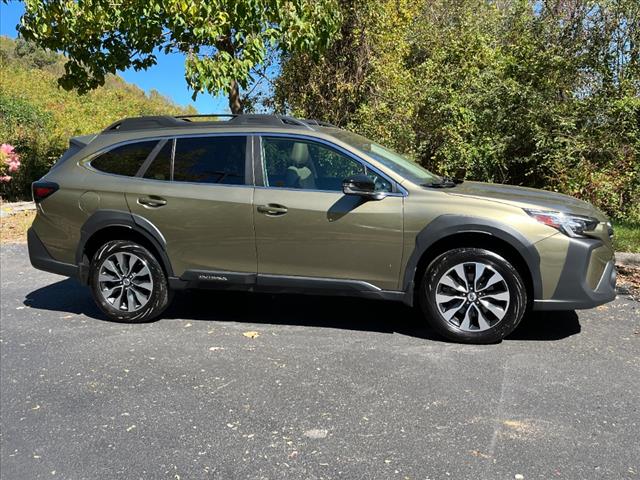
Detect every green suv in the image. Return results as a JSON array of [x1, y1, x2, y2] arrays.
[[28, 114, 616, 343]]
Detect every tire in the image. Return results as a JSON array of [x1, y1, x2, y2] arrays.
[[89, 240, 171, 323], [419, 247, 527, 344]]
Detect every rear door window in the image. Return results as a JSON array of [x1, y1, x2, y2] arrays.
[[91, 141, 158, 177], [173, 136, 247, 185]]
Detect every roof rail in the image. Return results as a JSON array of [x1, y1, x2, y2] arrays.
[[175, 114, 237, 121], [101, 113, 318, 133], [102, 116, 188, 133], [302, 119, 336, 128], [228, 114, 314, 130]]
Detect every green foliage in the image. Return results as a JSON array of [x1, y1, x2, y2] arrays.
[[0, 36, 195, 200], [275, 0, 640, 221], [0, 91, 51, 135], [13, 36, 57, 68], [613, 221, 640, 253], [19, 0, 341, 113], [0, 92, 53, 197]]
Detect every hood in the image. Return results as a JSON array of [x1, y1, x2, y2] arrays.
[[446, 181, 607, 221]]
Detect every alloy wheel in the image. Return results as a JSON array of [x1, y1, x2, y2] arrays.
[[434, 261, 510, 332], [98, 252, 154, 312]]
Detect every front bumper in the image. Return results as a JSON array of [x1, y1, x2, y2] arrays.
[[28, 227, 79, 278], [533, 236, 616, 311]]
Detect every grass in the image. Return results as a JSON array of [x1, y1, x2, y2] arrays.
[[613, 221, 640, 253], [0, 210, 35, 244]]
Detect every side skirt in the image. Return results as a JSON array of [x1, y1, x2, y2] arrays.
[[169, 270, 410, 305]]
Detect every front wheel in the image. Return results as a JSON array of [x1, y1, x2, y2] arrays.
[[89, 240, 171, 323], [419, 248, 527, 344]]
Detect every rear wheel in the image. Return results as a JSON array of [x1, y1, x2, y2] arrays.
[[89, 240, 171, 323], [419, 248, 527, 344]]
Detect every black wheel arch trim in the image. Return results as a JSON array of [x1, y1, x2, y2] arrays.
[[402, 215, 543, 302], [76, 209, 174, 282]]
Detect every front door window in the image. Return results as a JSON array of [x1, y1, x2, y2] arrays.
[[261, 137, 392, 192]]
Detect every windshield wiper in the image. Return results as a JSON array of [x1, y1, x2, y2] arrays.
[[423, 176, 463, 188]]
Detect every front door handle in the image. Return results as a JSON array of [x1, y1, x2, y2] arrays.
[[257, 203, 288, 216], [138, 196, 167, 208]]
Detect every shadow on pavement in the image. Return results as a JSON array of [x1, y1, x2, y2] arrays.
[[24, 278, 103, 318], [507, 309, 581, 340], [24, 278, 581, 342]]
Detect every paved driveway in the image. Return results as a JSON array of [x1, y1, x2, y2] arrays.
[[1, 243, 639, 479]]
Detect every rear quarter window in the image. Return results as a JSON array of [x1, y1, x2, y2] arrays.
[[91, 141, 158, 177]]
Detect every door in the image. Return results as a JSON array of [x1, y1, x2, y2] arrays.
[[124, 135, 256, 277], [253, 136, 404, 291]]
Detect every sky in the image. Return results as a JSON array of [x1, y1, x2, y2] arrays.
[[0, 1, 229, 113]]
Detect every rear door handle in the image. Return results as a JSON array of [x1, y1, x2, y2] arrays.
[[138, 196, 167, 208], [257, 204, 288, 216]]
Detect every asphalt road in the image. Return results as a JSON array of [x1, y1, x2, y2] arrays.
[[1, 243, 639, 480]]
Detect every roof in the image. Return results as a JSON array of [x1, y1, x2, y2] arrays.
[[102, 114, 336, 134]]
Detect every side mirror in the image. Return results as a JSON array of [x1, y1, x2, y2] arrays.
[[342, 174, 386, 200]]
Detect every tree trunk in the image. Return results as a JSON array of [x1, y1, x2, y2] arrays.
[[228, 79, 243, 114], [217, 34, 243, 114]]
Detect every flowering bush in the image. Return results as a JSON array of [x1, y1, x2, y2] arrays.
[[0, 144, 21, 183]]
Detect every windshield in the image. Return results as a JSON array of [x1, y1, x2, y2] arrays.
[[329, 130, 441, 184]]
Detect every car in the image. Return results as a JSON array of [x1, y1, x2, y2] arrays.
[[27, 114, 617, 343]]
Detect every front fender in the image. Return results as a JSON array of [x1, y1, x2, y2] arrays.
[[402, 215, 543, 301]]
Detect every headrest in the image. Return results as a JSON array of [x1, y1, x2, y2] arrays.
[[291, 142, 310, 166]]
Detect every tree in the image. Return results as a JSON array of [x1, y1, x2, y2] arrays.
[[274, 0, 420, 151], [275, 0, 640, 221], [18, 0, 340, 113]]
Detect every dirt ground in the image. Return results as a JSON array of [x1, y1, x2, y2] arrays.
[[0, 210, 35, 244], [617, 264, 640, 301]]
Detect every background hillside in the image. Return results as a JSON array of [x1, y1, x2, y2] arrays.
[[0, 35, 196, 199]]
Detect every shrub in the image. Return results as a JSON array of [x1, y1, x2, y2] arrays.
[[0, 93, 54, 199], [0, 144, 21, 183]]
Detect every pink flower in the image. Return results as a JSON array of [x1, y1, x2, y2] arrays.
[[0, 143, 20, 180], [0, 144, 15, 156], [8, 160, 20, 172]]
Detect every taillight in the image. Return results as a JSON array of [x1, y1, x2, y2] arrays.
[[32, 181, 59, 203]]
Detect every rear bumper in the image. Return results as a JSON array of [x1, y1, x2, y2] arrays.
[[28, 227, 79, 278], [533, 237, 616, 311]]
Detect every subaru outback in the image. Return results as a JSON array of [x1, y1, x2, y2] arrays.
[[27, 114, 617, 343]]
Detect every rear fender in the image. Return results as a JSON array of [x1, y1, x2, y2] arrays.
[[75, 209, 173, 282]]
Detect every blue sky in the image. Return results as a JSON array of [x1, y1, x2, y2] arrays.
[[0, 1, 229, 113]]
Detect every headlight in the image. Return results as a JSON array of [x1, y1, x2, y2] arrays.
[[525, 209, 599, 238]]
